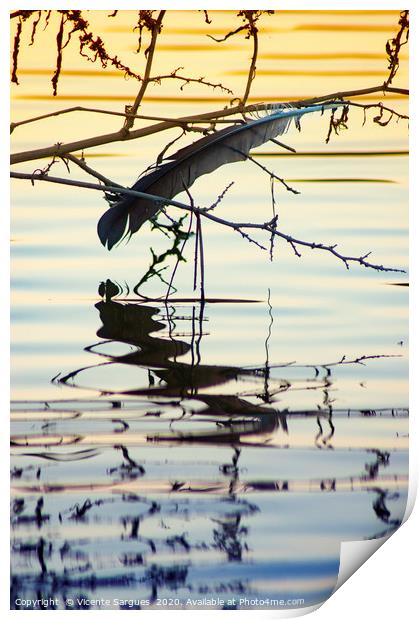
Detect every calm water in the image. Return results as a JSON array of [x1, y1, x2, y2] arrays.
[[10, 10, 408, 611]]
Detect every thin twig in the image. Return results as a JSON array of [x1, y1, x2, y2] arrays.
[[245, 152, 300, 194], [149, 69, 233, 95], [123, 10, 165, 131], [181, 182, 201, 293], [204, 181, 235, 212], [11, 19, 23, 85], [63, 153, 122, 187], [193, 213, 199, 291], [197, 214, 205, 301], [269, 138, 296, 153], [345, 100, 409, 126], [51, 14, 65, 96], [196, 297, 205, 364], [208, 23, 249, 43], [155, 130, 185, 167], [241, 12, 258, 106], [269, 178, 277, 261], [326, 104, 349, 143]]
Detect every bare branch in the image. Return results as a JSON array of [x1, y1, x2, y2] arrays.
[[11, 18, 23, 84], [241, 11, 259, 106], [269, 138, 296, 153], [10, 84, 408, 165], [384, 10, 409, 88], [123, 10, 166, 132], [345, 100, 409, 126], [134, 10, 158, 55], [233, 228, 267, 251], [10, 171, 406, 274], [197, 213, 205, 301], [204, 182, 235, 212], [201, 10, 212, 25], [10, 10, 36, 20], [244, 153, 300, 194], [208, 10, 272, 106], [63, 153, 122, 187], [10, 106, 244, 134], [69, 13, 142, 81], [51, 14, 65, 96], [208, 24, 248, 43], [286, 85, 408, 106], [29, 11, 42, 45], [12, 11, 144, 94], [154, 130, 186, 167], [326, 104, 349, 143]]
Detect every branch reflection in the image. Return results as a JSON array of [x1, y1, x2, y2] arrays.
[[10, 299, 408, 609]]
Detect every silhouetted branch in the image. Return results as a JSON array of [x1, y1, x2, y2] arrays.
[[384, 10, 409, 87], [10, 10, 35, 19], [11, 10, 144, 94], [269, 138, 296, 153], [241, 12, 259, 106], [123, 10, 165, 131], [326, 104, 349, 143], [51, 14, 65, 96], [149, 68, 233, 95], [177, 182, 206, 302], [10, 171, 405, 274], [244, 153, 300, 194], [201, 10, 211, 25], [154, 131, 187, 169], [205, 181, 235, 212], [11, 18, 23, 84], [63, 153, 122, 188], [10, 106, 244, 134], [10, 85, 408, 165], [134, 10, 159, 55], [347, 100, 409, 126], [11, 11, 50, 84], [29, 10, 42, 45], [208, 10, 273, 106]]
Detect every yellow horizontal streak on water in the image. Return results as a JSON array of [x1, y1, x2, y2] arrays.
[[11, 475, 409, 497], [294, 23, 398, 32], [16, 68, 139, 78], [285, 178, 396, 183], [132, 10, 399, 15], [147, 43, 243, 51], [15, 59, 408, 79], [260, 52, 407, 60], [275, 10, 400, 15], [228, 70, 388, 77], [252, 151, 408, 158], [106, 25, 278, 35], [15, 94, 407, 103], [74, 152, 127, 158]]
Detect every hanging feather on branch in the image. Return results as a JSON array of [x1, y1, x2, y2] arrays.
[[97, 102, 343, 250]]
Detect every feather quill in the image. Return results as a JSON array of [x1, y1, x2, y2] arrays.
[[98, 103, 341, 249]]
